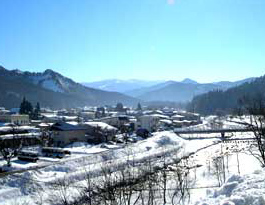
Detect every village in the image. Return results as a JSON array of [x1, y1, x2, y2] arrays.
[[0, 103, 201, 169], [1, 101, 265, 205]]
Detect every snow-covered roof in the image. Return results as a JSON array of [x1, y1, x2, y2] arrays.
[[173, 120, 184, 124], [0, 126, 39, 133], [67, 121, 79, 126], [84, 122, 117, 131], [172, 114, 185, 118], [51, 122, 86, 131], [58, 116, 78, 120], [159, 119, 172, 124], [149, 114, 170, 119], [38, 123, 50, 127], [0, 132, 40, 140], [41, 113, 57, 118]]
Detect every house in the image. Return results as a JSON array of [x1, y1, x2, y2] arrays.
[[0, 125, 41, 147], [82, 122, 118, 143], [171, 114, 185, 121], [50, 122, 87, 147], [41, 113, 59, 123], [0, 107, 10, 115], [80, 111, 96, 120], [159, 119, 173, 130], [138, 115, 160, 132], [0, 114, 30, 125], [99, 116, 129, 128], [176, 111, 201, 121]]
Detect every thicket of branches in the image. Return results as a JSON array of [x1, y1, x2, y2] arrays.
[[239, 94, 265, 167], [44, 150, 195, 205]]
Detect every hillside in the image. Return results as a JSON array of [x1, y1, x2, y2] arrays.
[[127, 78, 255, 102], [82, 79, 164, 93], [0, 66, 138, 109], [138, 82, 221, 102], [187, 75, 265, 115]]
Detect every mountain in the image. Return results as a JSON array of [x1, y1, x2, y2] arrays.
[[213, 77, 255, 89], [82, 79, 165, 93], [181, 78, 198, 84], [0, 66, 138, 109], [187, 75, 264, 115], [128, 78, 255, 102], [126, 81, 176, 97], [137, 82, 222, 102]]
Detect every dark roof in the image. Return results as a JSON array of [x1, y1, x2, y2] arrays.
[[51, 122, 86, 131], [118, 116, 129, 121]]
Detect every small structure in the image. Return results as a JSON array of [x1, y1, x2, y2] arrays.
[[82, 122, 118, 143], [42, 147, 70, 158], [17, 151, 39, 162], [0, 114, 30, 125], [99, 116, 129, 129], [171, 114, 185, 121], [138, 115, 160, 132], [50, 122, 87, 147], [0, 125, 41, 148]]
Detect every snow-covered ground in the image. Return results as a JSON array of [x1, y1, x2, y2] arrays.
[[0, 131, 216, 205], [0, 117, 264, 205], [194, 170, 265, 205]]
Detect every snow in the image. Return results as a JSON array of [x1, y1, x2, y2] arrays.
[[41, 79, 63, 92], [28, 72, 73, 93], [160, 119, 173, 124], [149, 114, 170, 119], [0, 131, 192, 204], [1, 116, 265, 205], [195, 170, 265, 205], [84, 121, 117, 131]]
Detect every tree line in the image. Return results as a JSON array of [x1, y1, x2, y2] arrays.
[[19, 97, 41, 120], [187, 75, 265, 115]]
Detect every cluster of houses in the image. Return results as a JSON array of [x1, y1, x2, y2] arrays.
[[0, 105, 201, 148]]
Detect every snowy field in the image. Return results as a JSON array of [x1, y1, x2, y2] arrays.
[[0, 118, 264, 205]]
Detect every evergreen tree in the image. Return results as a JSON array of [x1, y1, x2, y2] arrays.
[[32, 102, 41, 120], [137, 102, 142, 111], [19, 97, 33, 115], [115, 102, 124, 112]]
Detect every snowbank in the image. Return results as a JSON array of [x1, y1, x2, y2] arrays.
[[195, 170, 265, 205]]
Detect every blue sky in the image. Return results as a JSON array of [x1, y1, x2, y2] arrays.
[[0, 0, 265, 83]]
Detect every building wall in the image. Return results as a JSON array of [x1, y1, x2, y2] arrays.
[[0, 115, 29, 125], [52, 130, 87, 147], [138, 116, 160, 132]]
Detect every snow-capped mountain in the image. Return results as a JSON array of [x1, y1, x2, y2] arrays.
[[0, 67, 75, 93], [23, 69, 78, 93], [127, 78, 256, 102], [0, 66, 138, 109], [82, 79, 165, 93]]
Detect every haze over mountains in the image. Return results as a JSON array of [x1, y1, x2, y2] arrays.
[[0, 66, 138, 109], [83, 77, 255, 102], [0, 65, 258, 109], [82, 79, 165, 93], [187, 74, 265, 115]]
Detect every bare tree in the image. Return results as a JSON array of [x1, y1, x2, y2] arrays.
[[239, 94, 265, 167], [0, 126, 23, 167], [47, 176, 72, 205]]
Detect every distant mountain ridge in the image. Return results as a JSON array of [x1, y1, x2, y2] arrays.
[[0, 66, 138, 109], [181, 78, 198, 84], [82, 79, 165, 93], [83, 77, 255, 103], [187, 75, 265, 115], [125, 78, 255, 102]]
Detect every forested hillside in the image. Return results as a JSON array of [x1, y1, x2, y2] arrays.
[[187, 75, 265, 115]]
